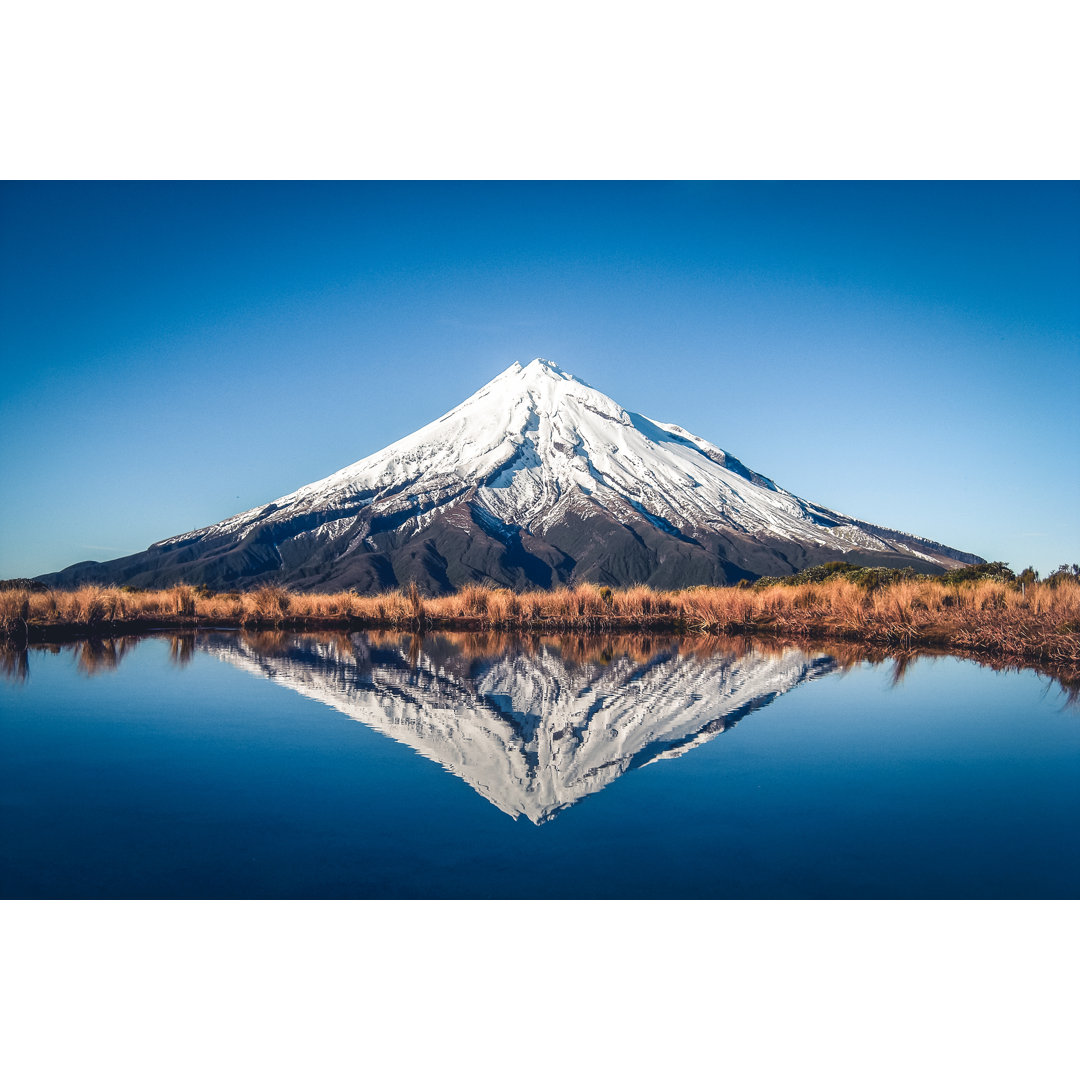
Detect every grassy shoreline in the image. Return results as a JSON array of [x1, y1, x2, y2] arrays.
[[2, 578, 1077, 675]]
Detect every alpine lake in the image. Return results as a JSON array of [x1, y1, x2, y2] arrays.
[[1, 628, 1077, 899]]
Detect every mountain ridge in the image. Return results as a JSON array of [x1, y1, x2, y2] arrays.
[[39, 357, 982, 592]]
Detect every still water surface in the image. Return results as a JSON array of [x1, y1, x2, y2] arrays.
[[1, 630, 1076, 898]]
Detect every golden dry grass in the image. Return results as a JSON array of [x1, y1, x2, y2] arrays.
[[2, 578, 1077, 669]]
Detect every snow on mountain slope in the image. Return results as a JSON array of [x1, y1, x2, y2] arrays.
[[41, 357, 981, 591], [163, 358, 974, 560], [204, 631, 837, 823]]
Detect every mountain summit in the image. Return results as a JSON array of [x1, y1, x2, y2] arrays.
[[42, 358, 981, 591]]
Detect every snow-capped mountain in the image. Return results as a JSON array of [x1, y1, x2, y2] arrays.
[[203, 631, 838, 823], [42, 358, 980, 591]]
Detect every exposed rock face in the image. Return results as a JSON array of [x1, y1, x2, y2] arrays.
[[40, 358, 981, 591]]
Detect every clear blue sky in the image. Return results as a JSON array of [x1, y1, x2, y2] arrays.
[[1, 181, 1077, 579]]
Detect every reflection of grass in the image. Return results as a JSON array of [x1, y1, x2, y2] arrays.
[[1, 579, 1078, 674], [8, 626, 1076, 705], [73, 636, 135, 677]]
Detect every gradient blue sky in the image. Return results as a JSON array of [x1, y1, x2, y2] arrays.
[[1, 181, 1077, 579]]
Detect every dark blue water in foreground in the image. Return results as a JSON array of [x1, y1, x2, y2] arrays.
[[1, 631, 1077, 898]]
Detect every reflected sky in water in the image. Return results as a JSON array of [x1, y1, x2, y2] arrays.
[[1, 631, 1077, 898]]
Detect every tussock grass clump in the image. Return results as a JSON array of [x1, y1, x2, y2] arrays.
[[170, 584, 199, 617], [0, 589, 31, 637], [460, 584, 493, 618], [72, 586, 108, 623], [484, 589, 520, 626], [243, 585, 292, 624]]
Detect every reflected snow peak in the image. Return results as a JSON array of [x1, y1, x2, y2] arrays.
[[203, 631, 836, 823]]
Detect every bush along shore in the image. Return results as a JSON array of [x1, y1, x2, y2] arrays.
[[1, 563, 1078, 671]]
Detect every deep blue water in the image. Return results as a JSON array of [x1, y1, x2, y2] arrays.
[[1, 631, 1076, 898]]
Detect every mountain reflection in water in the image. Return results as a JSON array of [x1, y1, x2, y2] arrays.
[[187, 630, 835, 823], [5, 629, 1077, 899]]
